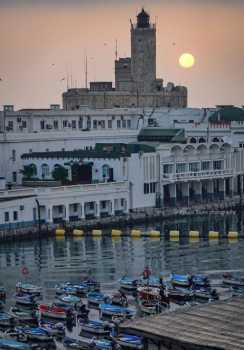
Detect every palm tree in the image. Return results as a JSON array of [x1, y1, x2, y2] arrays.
[[52, 165, 68, 184], [20, 164, 37, 180]]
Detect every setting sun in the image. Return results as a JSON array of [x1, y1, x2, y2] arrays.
[[179, 53, 195, 69]]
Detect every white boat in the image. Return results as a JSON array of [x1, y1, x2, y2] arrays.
[[16, 282, 42, 296]]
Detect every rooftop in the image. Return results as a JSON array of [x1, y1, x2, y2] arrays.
[[209, 106, 244, 123], [138, 128, 186, 143], [121, 296, 244, 350]]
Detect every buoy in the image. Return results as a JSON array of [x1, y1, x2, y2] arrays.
[[228, 231, 238, 239], [149, 230, 160, 238], [92, 229, 102, 237], [208, 231, 219, 239], [73, 229, 84, 237], [170, 230, 179, 238], [131, 229, 141, 238], [56, 229, 65, 236], [189, 230, 199, 239], [111, 229, 122, 237]]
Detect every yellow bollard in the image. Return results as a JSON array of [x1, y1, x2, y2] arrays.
[[92, 229, 102, 237], [208, 231, 219, 239], [170, 230, 179, 239], [131, 229, 141, 238], [149, 230, 160, 238], [189, 231, 199, 239], [111, 229, 122, 237], [228, 231, 238, 239], [55, 229, 65, 236], [73, 229, 84, 237], [189, 237, 200, 244]]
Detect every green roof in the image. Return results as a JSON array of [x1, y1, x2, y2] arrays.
[[209, 106, 244, 123], [138, 128, 186, 143], [21, 143, 155, 160]]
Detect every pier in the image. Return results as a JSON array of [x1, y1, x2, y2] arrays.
[[121, 296, 244, 350]]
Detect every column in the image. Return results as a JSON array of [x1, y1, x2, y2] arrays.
[[111, 200, 115, 216], [193, 181, 202, 203], [218, 178, 225, 200], [169, 184, 176, 207], [207, 180, 214, 201], [47, 206, 53, 223], [80, 203, 85, 219], [96, 201, 100, 218], [181, 182, 189, 206], [65, 204, 70, 222]]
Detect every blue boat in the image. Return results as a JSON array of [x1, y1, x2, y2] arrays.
[[192, 274, 209, 287], [0, 312, 14, 327], [39, 319, 65, 336], [64, 336, 112, 350], [87, 292, 109, 308], [99, 304, 134, 319], [15, 294, 37, 306], [167, 287, 194, 303], [111, 334, 143, 349], [0, 338, 31, 350], [16, 283, 42, 296], [119, 277, 138, 291], [55, 282, 89, 296], [15, 326, 51, 341], [171, 274, 190, 287], [58, 294, 81, 306], [79, 319, 110, 336]]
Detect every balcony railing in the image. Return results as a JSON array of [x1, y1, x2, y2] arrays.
[[162, 169, 233, 182]]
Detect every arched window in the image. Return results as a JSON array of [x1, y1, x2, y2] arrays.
[[189, 137, 197, 143], [212, 137, 219, 143], [102, 164, 110, 178], [199, 137, 206, 143], [30, 164, 37, 176], [41, 164, 49, 178]]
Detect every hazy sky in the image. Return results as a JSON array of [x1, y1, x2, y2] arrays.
[[0, 0, 243, 109]]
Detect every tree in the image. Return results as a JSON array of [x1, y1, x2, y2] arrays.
[[20, 164, 37, 180], [52, 165, 68, 184]]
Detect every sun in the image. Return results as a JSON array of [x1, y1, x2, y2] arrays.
[[179, 53, 195, 69]]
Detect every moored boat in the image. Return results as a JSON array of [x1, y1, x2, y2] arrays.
[[15, 294, 37, 307], [170, 274, 191, 288], [137, 286, 160, 302], [99, 304, 134, 319], [111, 293, 128, 307], [167, 287, 193, 303], [119, 277, 138, 291], [192, 274, 210, 288], [57, 294, 81, 307], [79, 319, 110, 336], [222, 273, 244, 287], [139, 300, 163, 315], [0, 312, 14, 327], [16, 283, 42, 296], [38, 304, 67, 320], [0, 286, 6, 299], [111, 334, 143, 349], [193, 288, 219, 301], [39, 319, 65, 336], [64, 336, 112, 350], [9, 307, 37, 324], [0, 338, 31, 350], [87, 292, 109, 309], [15, 326, 51, 341]]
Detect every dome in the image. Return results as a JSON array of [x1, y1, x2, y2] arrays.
[[137, 8, 150, 28]]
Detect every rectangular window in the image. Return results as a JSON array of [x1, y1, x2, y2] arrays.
[[213, 160, 223, 170], [73, 204, 78, 212], [58, 206, 63, 214], [144, 183, 150, 194], [4, 212, 9, 222], [78, 118, 83, 129], [121, 199, 124, 206], [127, 120, 131, 128], [101, 201, 106, 209], [122, 120, 126, 128], [89, 202, 94, 210], [117, 120, 121, 128], [163, 164, 173, 174], [7, 121, 13, 130], [176, 163, 187, 173], [22, 121, 27, 128], [63, 120, 68, 128], [13, 211, 18, 221], [201, 161, 210, 171], [189, 162, 200, 172], [53, 120, 59, 129], [12, 150, 16, 162], [100, 120, 105, 129], [108, 120, 112, 129], [93, 120, 97, 129], [12, 172, 17, 182], [72, 120, 76, 129], [40, 120, 45, 130]]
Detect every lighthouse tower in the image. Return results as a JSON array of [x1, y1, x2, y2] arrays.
[[131, 9, 156, 93]]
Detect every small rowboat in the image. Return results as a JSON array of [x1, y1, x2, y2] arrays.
[[39, 319, 65, 336], [87, 292, 109, 309], [167, 287, 193, 303], [57, 294, 81, 307], [111, 293, 128, 307], [38, 304, 67, 320], [139, 301, 164, 315], [223, 275, 244, 287], [0, 312, 14, 327], [15, 294, 37, 306], [193, 288, 219, 301], [170, 274, 191, 288], [15, 327, 51, 341], [55, 282, 90, 296], [119, 277, 138, 291], [9, 307, 37, 323], [99, 304, 134, 319], [111, 334, 143, 349], [79, 319, 110, 336], [192, 275, 210, 287], [0, 338, 31, 350], [16, 282, 42, 296], [64, 336, 112, 350], [137, 286, 160, 302]]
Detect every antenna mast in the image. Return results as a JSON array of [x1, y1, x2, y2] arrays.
[[85, 54, 88, 89], [115, 39, 118, 60]]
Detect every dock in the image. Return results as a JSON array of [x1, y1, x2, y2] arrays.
[[121, 296, 244, 350]]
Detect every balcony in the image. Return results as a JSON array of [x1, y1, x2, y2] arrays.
[[162, 169, 233, 183]]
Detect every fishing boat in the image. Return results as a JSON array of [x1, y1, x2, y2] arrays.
[[0, 312, 14, 327], [39, 319, 65, 336], [119, 277, 138, 291], [0, 338, 31, 350], [192, 275, 210, 288], [15, 294, 37, 306], [139, 300, 163, 315], [0, 300, 4, 310], [137, 286, 160, 302], [9, 307, 37, 324], [16, 283, 42, 296], [79, 320, 110, 336], [87, 292, 109, 309], [55, 282, 89, 296], [0, 286, 6, 299], [111, 334, 143, 349], [170, 274, 191, 288], [167, 287, 193, 303], [38, 304, 67, 320], [57, 294, 81, 307], [140, 276, 162, 288], [222, 273, 244, 287], [193, 288, 219, 301], [64, 336, 112, 350], [111, 293, 128, 307], [82, 279, 100, 292], [99, 304, 134, 319], [15, 327, 51, 341]]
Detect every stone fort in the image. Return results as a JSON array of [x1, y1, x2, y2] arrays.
[[62, 9, 187, 110]]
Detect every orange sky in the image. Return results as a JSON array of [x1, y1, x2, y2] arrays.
[[0, 0, 243, 109]]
